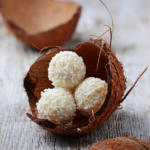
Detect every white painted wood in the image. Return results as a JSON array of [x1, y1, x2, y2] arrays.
[[0, 0, 149, 149]]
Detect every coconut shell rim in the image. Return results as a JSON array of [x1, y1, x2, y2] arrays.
[[0, 0, 82, 36]]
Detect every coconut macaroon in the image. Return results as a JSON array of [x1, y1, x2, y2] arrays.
[[36, 88, 76, 124], [48, 51, 86, 89], [75, 77, 107, 117]]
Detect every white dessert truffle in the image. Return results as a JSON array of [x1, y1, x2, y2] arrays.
[[75, 77, 107, 117], [36, 88, 76, 124], [48, 51, 86, 88]]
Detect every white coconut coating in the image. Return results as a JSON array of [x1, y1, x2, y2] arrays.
[[36, 88, 76, 124], [48, 51, 86, 88], [75, 77, 107, 117]]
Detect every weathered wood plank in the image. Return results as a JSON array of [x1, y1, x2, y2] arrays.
[[0, 0, 149, 149]]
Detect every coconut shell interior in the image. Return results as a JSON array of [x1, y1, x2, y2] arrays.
[[24, 39, 126, 135], [89, 137, 150, 150], [1, 0, 80, 34]]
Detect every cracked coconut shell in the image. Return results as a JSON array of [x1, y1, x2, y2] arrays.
[[0, 0, 81, 49], [89, 137, 150, 150], [24, 38, 126, 135]]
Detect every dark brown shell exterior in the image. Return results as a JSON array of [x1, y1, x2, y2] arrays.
[[0, 0, 81, 49], [89, 137, 150, 150], [24, 39, 126, 135]]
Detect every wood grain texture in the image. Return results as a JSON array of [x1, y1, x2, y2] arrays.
[[0, 0, 150, 149]]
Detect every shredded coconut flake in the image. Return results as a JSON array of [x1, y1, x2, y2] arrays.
[[77, 128, 81, 132], [48, 51, 86, 88], [36, 88, 76, 124], [75, 77, 107, 117]]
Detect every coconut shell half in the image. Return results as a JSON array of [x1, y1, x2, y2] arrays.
[[24, 38, 126, 135], [89, 137, 150, 150], [0, 0, 81, 49]]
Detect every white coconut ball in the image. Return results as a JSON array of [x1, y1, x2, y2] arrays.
[[36, 88, 76, 124], [48, 51, 86, 89], [75, 77, 107, 117]]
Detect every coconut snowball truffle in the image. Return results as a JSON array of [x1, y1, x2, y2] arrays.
[[48, 51, 86, 89], [75, 77, 107, 117], [36, 88, 76, 124]]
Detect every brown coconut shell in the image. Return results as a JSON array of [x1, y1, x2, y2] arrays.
[[89, 137, 150, 150], [0, 0, 81, 49], [24, 38, 127, 135]]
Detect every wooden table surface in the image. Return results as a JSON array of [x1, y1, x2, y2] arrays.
[[0, 0, 150, 149]]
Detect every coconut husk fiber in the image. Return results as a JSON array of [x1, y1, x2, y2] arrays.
[[24, 38, 127, 135], [0, 0, 81, 48], [89, 137, 150, 150]]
